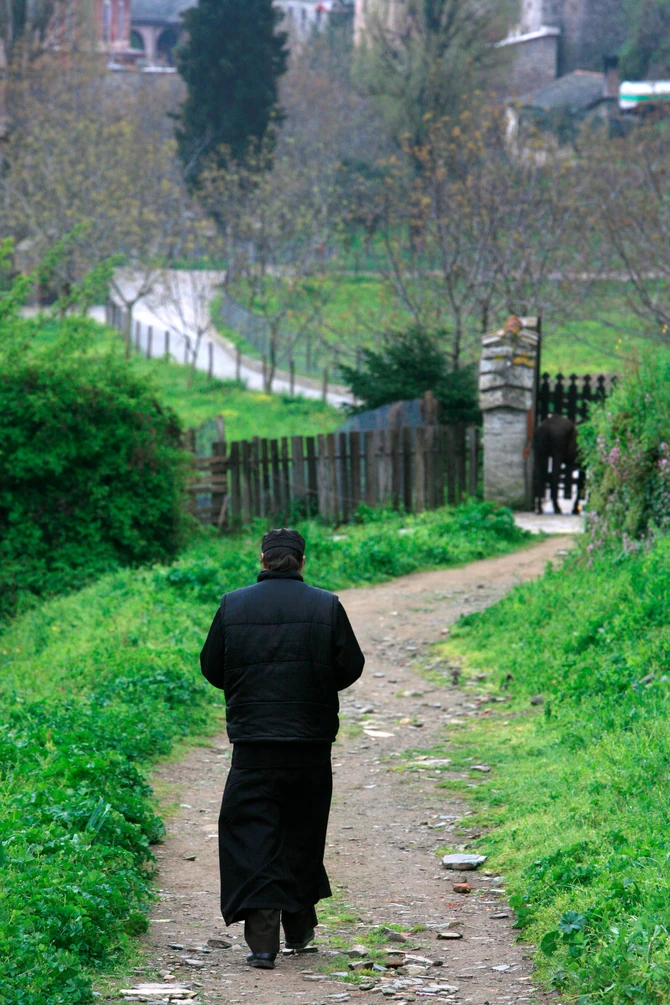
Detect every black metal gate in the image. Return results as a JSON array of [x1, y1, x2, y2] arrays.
[[536, 372, 618, 425]]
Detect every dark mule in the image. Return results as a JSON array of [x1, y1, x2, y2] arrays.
[[533, 414, 584, 515]]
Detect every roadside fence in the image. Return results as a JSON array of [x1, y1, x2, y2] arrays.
[[186, 423, 480, 530]]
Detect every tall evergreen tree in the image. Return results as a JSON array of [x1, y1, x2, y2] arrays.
[[175, 0, 289, 183]]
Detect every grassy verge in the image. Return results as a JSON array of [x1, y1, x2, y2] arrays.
[[38, 315, 342, 437], [424, 535, 670, 1004], [0, 502, 529, 1004]]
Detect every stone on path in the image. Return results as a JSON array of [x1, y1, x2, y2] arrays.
[[437, 931, 463, 940], [452, 881, 472, 894], [442, 853, 487, 870], [120, 986, 195, 1001]]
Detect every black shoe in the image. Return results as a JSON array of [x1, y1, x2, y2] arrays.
[[284, 928, 315, 951], [246, 952, 276, 969]]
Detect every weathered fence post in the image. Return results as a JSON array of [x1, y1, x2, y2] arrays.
[[479, 316, 540, 509]]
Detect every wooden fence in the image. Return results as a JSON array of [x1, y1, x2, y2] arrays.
[[186, 424, 480, 529]]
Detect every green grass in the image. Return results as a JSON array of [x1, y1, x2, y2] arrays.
[[215, 274, 668, 380], [0, 501, 529, 1004], [41, 315, 343, 438], [423, 535, 670, 1004]]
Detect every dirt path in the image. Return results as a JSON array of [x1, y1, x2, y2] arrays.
[[111, 538, 572, 1005]]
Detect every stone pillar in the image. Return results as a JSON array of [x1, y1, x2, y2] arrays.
[[479, 316, 540, 509]]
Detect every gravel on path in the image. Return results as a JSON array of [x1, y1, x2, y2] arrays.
[[107, 537, 572, 1005]]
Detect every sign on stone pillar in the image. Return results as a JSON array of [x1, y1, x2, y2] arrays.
[[478, 316, 540, 509]]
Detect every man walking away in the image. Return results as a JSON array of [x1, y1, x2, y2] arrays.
[[200, 528, 365, 970]]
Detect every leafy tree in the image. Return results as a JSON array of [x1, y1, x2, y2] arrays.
[[339, 326, 480, 422], [619, 0, 670, 79], [175, 0, 289, 183], [355, 0, 512, 148]]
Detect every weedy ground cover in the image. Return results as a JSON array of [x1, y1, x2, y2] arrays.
[[430, 536, 670, 1004], [0, 502, 528, 1004]]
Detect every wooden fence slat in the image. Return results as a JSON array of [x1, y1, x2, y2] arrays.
[[339, 432, 350, 524], [375, 429, 387, 505], [211, 440, 227, 528], [281, 437, 290, 514], [251, 437, 261, 517], [317, 435, 328, 518], [270, 439, 281, 516], [415, 427, 426, 513], [291, 436, 306, 503], [230, 441, 241, 521], [326, 433, 338, 522], [424, 425, 435, 509], [402, 426, 412, 511], [350, 431, 361, 515], [261, 439, 271, 516], [467, 425, 479, 497], [441, 426, 454, 506], [390, 428, 401, 508], [241, 440, 251, 524], [456, 423, 466, 504], [364, 431, 377, 507], [306, 436, 318, 515], [436, 425, 444, 508]]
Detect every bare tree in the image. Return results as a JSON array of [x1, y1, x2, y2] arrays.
[[199, 133, 341, 392], [0, 58, 206, 349], [362, 106, 583, 366], [583, 120, 670, 341]]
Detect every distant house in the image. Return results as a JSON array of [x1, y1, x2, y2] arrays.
[[508, 64, 619, 142]]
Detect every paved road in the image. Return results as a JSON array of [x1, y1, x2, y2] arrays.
[[103, 269, 353, 408]]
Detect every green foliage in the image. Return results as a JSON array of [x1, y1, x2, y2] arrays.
[[0, 313, 186, 620], [339, 326, 480, 422], [581, 351, 670, 543], [620, 0, 670, 79], [175, 0, 288, 182], [444, 533, 670, 1003], [0, 499, 528, 1002], [355, 0, 513, 149]]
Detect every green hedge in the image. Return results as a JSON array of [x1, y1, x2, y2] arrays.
[[0, 315, 186, 620]]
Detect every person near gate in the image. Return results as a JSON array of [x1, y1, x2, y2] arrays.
[[200, 528, 365, 970]]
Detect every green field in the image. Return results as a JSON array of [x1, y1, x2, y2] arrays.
[[422, 534, 670, 1004], [100, 321, 342, 437], [0, 502, 530, 1004], [214, 275, 668, 381]]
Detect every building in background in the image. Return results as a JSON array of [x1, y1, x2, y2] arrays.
[[355, 0, 627, 95]]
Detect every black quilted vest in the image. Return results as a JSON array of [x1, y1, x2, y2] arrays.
[[220, 571, 339, 743]]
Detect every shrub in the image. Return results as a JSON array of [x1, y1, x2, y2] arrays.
[[0, 314, 186, 619], [339, 326, 480, 423], [581, 351, 670, 544]]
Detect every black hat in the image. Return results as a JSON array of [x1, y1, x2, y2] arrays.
[[261, 528, 306, 556]]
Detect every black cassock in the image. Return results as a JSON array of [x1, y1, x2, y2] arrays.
[[200, 584, 364, 925], [218, 741, 332, 925]]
